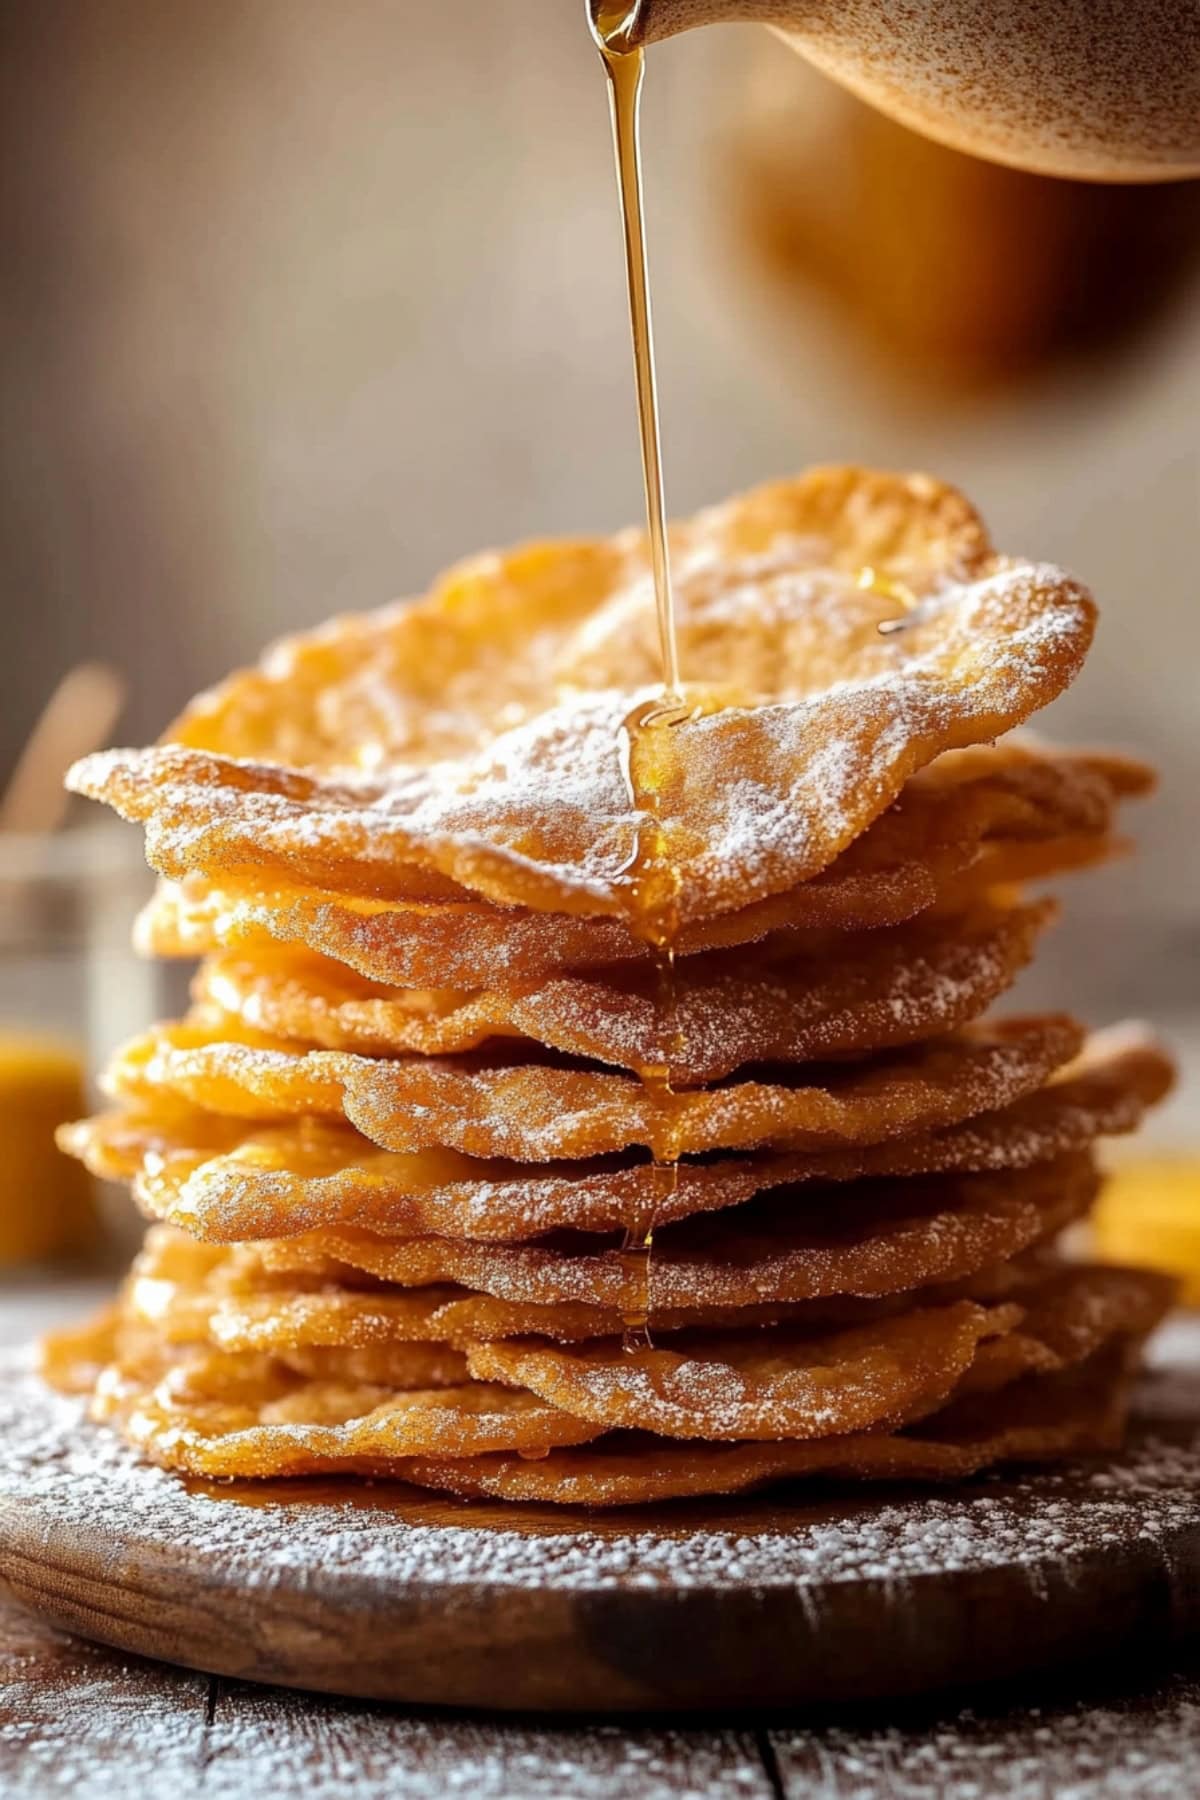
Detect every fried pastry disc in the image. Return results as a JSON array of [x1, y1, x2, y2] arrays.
[[398, 1347, 1135, 1506], [69, 724, 1122, 937], [49, 1299, 1153, 1492], [135, 864, 949, 991], [119, 1224, 863, 1350], [256, 1155, 1100, 1311], [467, 1301, 1019, 1441], [64, 1108, 784, 1242], [703, 1026, 1173, 1193], [69, 470, 1095, 925], [191, 900, 1051, 1081], [120, 1229, 816, 1351], [132, 1322, 472, 1392], [122, 1229, 461, 1349], [467, 1262, 1168, 1441], [40, 1307, 473, 1397], [134, 829, 1127, 994], [117, 1228, 1169, 1363], [104, 1015, 1081, 1160], [128, 739, 1139, 991], [162, 470, 1036, 764], [63, 1027, 1169, 1243], [208, 1288, 806, 1352], [88, 1338, 602, 1475], [951, 1262, 1173, 1398], [117, 1217, 1171, 1370], [930, 740, 1151, 833]]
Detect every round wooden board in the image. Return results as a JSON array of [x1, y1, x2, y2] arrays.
[[3, 1342, 1200, 1714]]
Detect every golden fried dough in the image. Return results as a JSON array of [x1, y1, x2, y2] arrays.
[[72, 471, 1095, 928], [128, 741, 1137, 989], [191, 900, 1050, 1080], [62, 1263, 1161, 1484], [119, 1225, 805, 1350], [104, 1015, 1082, 1160], [61, 1028, 1170, 1244], [71, 649, 1094, 927], [468, 1263, 1167, 1439], [468, 1302, 1019, 1441], [399, 1348, 1137, 1505], [90, 1342, 601, 1475], [44, 468, 1173, 1502], [255, 1155, 1099, 1311], [164, 470, 1005, 765], [41, 1306, 473, 1398]]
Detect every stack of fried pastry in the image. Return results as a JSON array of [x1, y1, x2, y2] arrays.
[[45, 467, 1176, 1506]]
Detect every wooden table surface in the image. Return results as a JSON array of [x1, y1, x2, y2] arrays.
[[4, 1277, 1200, 1799]]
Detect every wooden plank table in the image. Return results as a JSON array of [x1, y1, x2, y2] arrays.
[[3, 1278, 1200, 1799]]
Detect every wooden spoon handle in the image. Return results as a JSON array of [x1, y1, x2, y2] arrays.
[[0, 664, 125, 837]]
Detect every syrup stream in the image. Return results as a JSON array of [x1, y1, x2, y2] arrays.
[[590, 6, 943, 1352], [591, 1, 687, 1352], [592, 7, 681, 701]]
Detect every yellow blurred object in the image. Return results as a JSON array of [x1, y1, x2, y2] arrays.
[[1093, 1159, 1200, 1305], [0, 1030, 97, 1266], [727, 50, 1200, 391]]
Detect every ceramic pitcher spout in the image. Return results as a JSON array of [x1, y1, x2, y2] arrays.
[[600, 0, 1200, 182]]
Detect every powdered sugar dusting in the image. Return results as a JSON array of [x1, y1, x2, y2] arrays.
[[0, 1595, 771, 1798], [772, 1674, 1200, 1800], [2, 1346, 1198, 1596], [69, 518, 1095, 927]]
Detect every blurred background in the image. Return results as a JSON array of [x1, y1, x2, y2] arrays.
[[0, 0, 1197, 1276]]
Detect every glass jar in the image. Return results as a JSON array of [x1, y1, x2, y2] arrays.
[[0, 820, 185, 1271]]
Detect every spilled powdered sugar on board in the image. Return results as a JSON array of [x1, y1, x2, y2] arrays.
[[3, 1328, 1200, 1799], [2, 1344, 1198, 1596], [7, 1589, 1200, 1800]]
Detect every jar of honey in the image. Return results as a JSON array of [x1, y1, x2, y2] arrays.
[[0, 824, 176, 1266]]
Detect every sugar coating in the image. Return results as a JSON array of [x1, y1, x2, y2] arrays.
[[3, 1347, 1199, 1595], [43, 467, 1170, 1500], [67, 469, 1097, 928]]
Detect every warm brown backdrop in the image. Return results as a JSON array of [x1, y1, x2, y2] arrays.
[[2, 0, 1197, 984]]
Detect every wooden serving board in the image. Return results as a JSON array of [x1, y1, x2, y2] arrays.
[[2, 1341, 1199, 1714]]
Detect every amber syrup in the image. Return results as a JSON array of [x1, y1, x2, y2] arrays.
[[590, 1, 692, 1351], [614, 696, 695, 1351], [857, 564, 925, 635]]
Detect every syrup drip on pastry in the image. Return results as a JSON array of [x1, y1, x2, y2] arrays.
[[592, 0, 693, 1350], [615, 694, 694, 1351], [857, 564, 929, 635]]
